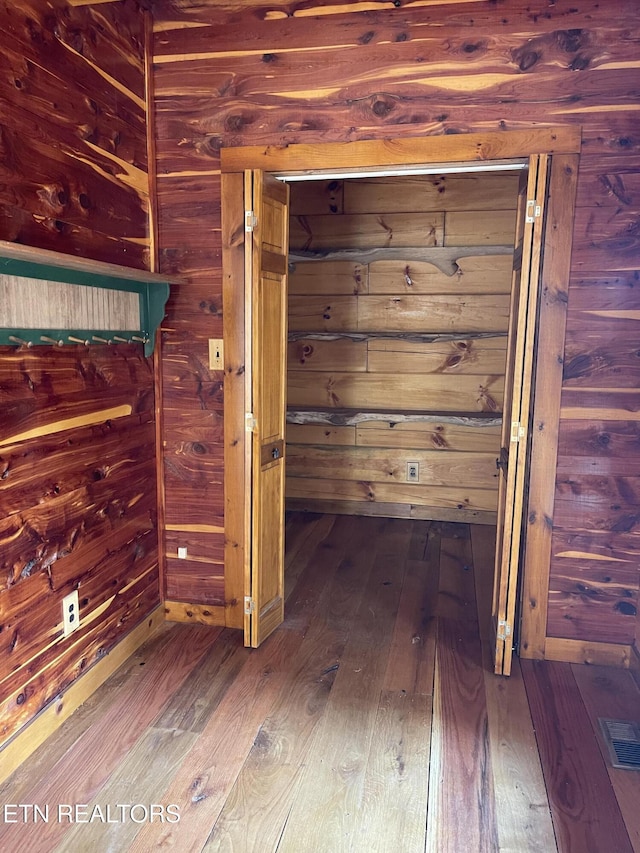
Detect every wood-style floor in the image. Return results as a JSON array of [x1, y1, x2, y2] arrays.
[[1, 513, 639, 852]]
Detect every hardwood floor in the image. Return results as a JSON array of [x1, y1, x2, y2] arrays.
[[1, 513, 639, 852]]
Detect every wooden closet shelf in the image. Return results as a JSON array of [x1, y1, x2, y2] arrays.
[[286, 409, 502, 427], [288, 245, 513, 275]]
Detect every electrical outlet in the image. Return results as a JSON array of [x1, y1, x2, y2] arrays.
[[209, 339, 224, 371], [407, 461, 420, 482], [62, 590, 80, 637], [178, 546, 187, 559]]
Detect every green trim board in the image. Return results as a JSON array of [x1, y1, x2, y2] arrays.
[[0, 241, 173, 357]]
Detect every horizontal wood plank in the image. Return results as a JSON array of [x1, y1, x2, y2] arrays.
[[288, 371, 504, 412], [368, 255, 513, 295], [286, 445, 499, 489]]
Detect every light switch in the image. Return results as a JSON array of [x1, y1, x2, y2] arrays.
[[209, 339, 224, 371]]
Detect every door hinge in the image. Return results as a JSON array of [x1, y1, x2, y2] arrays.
[[497, 619, 512, 641], [245, 412, 256, 432], [245, 210, 257, 232], [510, 421, 525, 443], [526, 199, 541, 223], [244, 596, 255, 615]]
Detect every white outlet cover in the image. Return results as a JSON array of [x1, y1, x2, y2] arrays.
[[62, 590, 80, 637], [178, 546, 188, 559]]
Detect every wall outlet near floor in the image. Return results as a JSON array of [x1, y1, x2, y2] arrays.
[[407, 461, 420, 482], [62, 590, 80, 637]]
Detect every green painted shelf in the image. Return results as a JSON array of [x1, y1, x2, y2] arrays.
[[0, 240, 174, 357]]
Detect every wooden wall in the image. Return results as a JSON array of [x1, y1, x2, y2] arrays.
[[152, 0, 640, 653], [285, 174, 516, 521], [0, 0, 158, 750]]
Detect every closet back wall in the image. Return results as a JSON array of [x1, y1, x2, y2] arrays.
[[285, 173, 518, 522]]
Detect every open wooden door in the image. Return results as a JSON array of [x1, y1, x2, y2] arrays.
[[492, 154, 550, 675], [244, 170, 290, 648]]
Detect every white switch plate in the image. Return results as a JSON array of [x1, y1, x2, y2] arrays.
[[62, 590, 80, 637], [178, 546, 187, 559]]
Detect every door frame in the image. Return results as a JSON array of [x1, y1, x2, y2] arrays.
[[221, 128, 581, 659]]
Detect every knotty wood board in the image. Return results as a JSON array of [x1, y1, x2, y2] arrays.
[[154, 628, 249, 733], [0, 0, 150, 267], [471, 524, 558, 853], [521, 659, 634, 853], [283, 511, 337, 601], [344, 173, 520, 214], [286, 476, 498, 511], [383, 524, 438, 696], [290, 178, 344, 215], [368, 255, 513, 294], [290, 211, 444, 251], [128, 519, 385, 850], [288, 337, 367, 372], [53, 726, 200, 853], [199, 520, 385, 851], [286, 422, 356, 446], [288, 293, 511, 334], [572, 664, 640, 853], [286, 496, 496, 525], [274, 547, 408, 851], [427, 529, 499, 853], [354, 690, 432, 853], [288, 259, 367, 294], [444, 209, 518, 246], [0, 569, 161, 746], [366, 336, 508, 375], [0, 624, 221, 851], [286, 445, 498, 488], [288, 371, 504, 411], [355, 418, 502, 452]]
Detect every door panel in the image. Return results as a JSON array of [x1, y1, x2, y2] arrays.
[[245, 171, 290, 648], [492, 154, 549, 676]]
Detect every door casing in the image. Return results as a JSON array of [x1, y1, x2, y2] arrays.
[[221, 128, 581, 660]]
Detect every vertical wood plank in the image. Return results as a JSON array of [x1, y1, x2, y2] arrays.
[[520, 154, 580, 660], [427, 527, 499, 853], [521, 658, 634, 853], [473, 525, 557, 853], [222, 171, 247, 629]]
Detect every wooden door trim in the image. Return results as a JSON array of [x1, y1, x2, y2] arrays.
[[221, 129, 581, 650], [222, 171, 247, 629], [220, 127, 580, 174], [519, 153, 580, 660]]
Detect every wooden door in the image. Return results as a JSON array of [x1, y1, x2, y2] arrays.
[[492, 154, 549, 675], [244, 170, 290, 648]]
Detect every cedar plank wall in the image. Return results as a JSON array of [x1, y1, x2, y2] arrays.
[[152, 0, 640, 653], [0, 0, 158, 749], [285, 174, 515, 522]]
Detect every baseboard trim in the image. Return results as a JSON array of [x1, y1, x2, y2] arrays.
[[285, 497, 497, 526], [164, 601, 227, 627], [0, 605, 165, 786], [543, 636, 633, 667]]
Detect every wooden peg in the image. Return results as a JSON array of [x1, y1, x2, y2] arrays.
[[8, 335, 32, 347]]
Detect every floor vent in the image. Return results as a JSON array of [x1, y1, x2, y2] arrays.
[[599, 719, 640, 770]]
